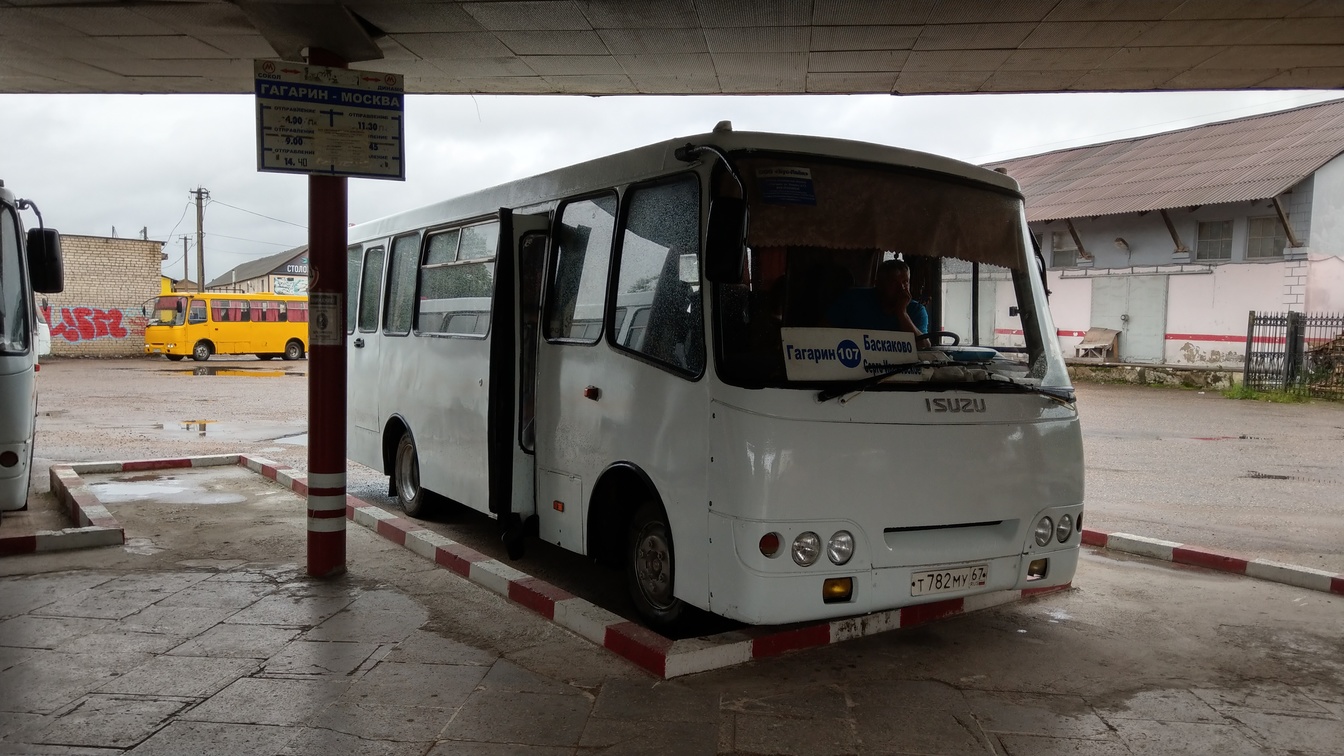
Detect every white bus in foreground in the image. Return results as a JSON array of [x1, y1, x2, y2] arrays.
[[0, 181, 63, 518], [346, 126, 1083, 629]]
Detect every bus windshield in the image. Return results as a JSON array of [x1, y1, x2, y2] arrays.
[[715, 154, 1065, 392], [0, 204, 29, 355], [148, 296, 188, 326]]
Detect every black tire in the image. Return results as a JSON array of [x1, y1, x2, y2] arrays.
[[283, 340, 305, 361], [191, 341, 212, 362], [393, 430, 432, 518], [626, 501, 686, 629], [256, 354, 275, 361], [165, 354, 185, 362]]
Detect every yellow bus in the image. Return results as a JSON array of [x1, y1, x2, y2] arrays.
[[143, 292, 308, 361]]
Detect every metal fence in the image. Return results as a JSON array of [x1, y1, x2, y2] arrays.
[[1244, 311, 1344, 399]]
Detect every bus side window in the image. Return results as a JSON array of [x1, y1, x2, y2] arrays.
[[614, 175, 703, 374], [189, 301, 206, 324], [346, 244, 362, 335], [417, 223, 499, 337], [357, 246, 386, 333], [384, 232, 419, 335], [545, 194, 616, 343]]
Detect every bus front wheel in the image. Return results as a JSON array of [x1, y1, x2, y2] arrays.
[[166, 354, 185, 362], [626, 501, 686, 628], [394, 431, 431, 518], [191, 342, 213, 362], [283, 341, 305, 361]]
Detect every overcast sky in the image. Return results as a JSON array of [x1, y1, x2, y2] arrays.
[[2, 89, 1339, 284]]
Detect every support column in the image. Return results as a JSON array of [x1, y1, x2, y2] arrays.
[[306, 48, 349, 578]]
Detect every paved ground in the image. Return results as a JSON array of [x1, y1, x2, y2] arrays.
[[0, 358, 1341, 754]]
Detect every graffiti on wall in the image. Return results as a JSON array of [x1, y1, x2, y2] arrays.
[[42, 304, 149, 344]]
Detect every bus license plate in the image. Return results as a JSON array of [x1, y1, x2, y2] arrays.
[[910, 565, 988, 596]]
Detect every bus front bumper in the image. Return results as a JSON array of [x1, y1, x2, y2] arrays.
[[705, 514, 1078, 626]]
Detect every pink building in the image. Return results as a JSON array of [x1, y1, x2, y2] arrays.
[[988, 99, 1344, 367]]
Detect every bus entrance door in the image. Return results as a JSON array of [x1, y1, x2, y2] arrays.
[[495, 211, 550, 557]]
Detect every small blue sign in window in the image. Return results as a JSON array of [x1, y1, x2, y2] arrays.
[[758, 167, 816, 206]]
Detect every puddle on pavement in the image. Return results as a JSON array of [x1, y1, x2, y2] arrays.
[[90, 474, 248, 505], [165, 367, 305, 378]]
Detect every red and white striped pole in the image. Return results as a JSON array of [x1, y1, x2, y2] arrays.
[[306, 48, 349, 578]]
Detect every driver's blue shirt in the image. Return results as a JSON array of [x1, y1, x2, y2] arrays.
[[826, 288, 929, 333]]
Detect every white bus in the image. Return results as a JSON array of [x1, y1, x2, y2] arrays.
[[0, 181, 63, 518], [346, 126, 1083, 629]]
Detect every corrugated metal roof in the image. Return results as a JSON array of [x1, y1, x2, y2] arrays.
[[205, 245, 306, 290], [990, 99, 1344, 223]]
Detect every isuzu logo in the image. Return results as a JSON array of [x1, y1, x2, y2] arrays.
[[925, 398, 987, 413]]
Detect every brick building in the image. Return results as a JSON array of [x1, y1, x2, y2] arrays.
[[39, 234, 163, 357]]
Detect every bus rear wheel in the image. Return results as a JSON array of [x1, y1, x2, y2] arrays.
[[394, 431, 431, 518], [283, 341, 305, 361], [626, 501, 686, 629], [191, 341, 213, 362]]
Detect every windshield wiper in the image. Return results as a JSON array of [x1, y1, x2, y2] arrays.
[[816, 365, 1074, 406], [963, 377, 1075, 405]]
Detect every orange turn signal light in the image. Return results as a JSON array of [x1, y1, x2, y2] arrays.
[[822, 577, 853, 603]]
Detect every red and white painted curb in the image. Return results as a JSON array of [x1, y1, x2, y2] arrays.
[[29, 454, 1344, 678], [0, 463, 130, 556], [1082, 528, 1344, 597]]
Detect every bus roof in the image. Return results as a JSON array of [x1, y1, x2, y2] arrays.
[[348, 129, 1021, 245]]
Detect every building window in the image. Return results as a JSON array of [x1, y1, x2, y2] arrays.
[[1196, 221, 1232, 261], [1050, 231, 1077, 268], [1246, 216, 1287, 259]]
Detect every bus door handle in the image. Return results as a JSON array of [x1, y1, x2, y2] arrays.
[[353, 338, 365, 348]]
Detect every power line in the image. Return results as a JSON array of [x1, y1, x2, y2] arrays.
[[209, 232, 304, 247], [206, 198, 307, 229], [163, 199, 193, 243]]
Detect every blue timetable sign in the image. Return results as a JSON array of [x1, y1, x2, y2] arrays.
[[254, 60, 405, 181]]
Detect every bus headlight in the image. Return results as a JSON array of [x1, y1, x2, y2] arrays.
[[792, 532, 821, 566], [827, 531, 854, 565], [1056, 514, 1073, 543], [1033, 517, 1054, 547]]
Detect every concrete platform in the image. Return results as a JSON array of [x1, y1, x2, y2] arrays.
[[3, 453, 1341, 754]]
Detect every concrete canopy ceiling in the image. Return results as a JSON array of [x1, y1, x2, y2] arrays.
[[1, 1, 1343, 95]]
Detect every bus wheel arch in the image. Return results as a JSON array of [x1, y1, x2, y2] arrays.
[[191, 340, 214, 361], [589, 464, 687, 628], [283, 340, 305, 361]]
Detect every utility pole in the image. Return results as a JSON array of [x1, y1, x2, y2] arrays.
[[180, 236, 190, 287], [190, 187, 209, 292]]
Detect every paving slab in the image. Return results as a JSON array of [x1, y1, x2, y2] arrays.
[[443, 689, 592, 748], [93, 655, 257, 698], [178, 676, 350, 726], [123, 720, 298, 756], [164, 623, 300, 659], [13, 694, 191, 750]]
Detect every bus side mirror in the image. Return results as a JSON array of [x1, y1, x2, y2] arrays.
[[27, 228, 64, 294], [705, 196, 747, 284]]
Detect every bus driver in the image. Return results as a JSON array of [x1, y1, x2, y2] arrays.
[[824, 258, 928, 342]]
